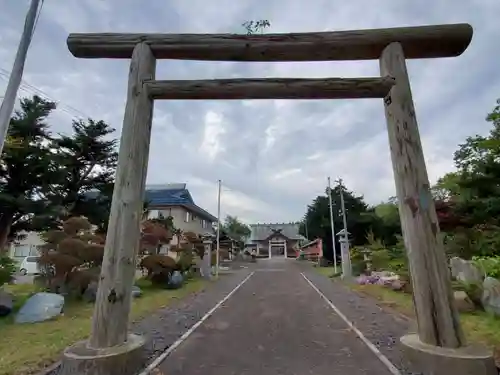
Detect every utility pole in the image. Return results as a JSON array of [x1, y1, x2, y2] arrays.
[[216, 179, 221, 278], [0, 0, 41, 156], [337, 178, 352, 278], [327, 177, 338, 273]]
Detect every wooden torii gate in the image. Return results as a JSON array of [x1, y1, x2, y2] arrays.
[[60, 23, 495, 375]]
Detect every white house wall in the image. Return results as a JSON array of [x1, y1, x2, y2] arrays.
[[8, 208, 212, 261], [148, 205, 213, 236], [9, 231, 46, 262]]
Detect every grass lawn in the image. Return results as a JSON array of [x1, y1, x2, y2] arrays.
[[314, 265, 341, 279], [315, 266, 336, 278], [0, 278, 207, 375], [349, 283, 500, 364]]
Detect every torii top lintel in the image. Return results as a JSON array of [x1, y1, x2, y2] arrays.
[[67, 23, 472, 61]]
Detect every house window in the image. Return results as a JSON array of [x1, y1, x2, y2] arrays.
[[149, 210, 159, 219], [185, 211, 193, 222], [14, 244, 29, 257], [29, 246, 39, 256], [202, 220, 206, 229]]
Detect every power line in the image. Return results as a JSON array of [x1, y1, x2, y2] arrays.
[[0, 67, 90, 120], [32, 0, 45, 38], [0, 68, 89, 118], [0, 0, 42, 155], [0, 0, 87, 121]]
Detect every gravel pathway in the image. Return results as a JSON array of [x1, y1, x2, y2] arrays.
[[155, 259, 398, 375], [43, 264, 254, 375], [299, 265, 421, 375], [131, 265, 254, 362]]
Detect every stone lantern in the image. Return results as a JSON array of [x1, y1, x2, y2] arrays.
[[336, 228, 352, 279]]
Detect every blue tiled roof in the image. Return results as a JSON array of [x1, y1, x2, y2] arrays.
[[145, 188, 194, 206], [84, 184, 216, 222], [146, 187, 217, 222]]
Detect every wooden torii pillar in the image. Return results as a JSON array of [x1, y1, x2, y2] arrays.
[[61, 23, 495, 375]]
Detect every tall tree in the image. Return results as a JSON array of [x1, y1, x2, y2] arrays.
[[4, 135, 22, 150], [373, 201, 400, 227], [431, 172, 462, 201], [222, 215, 251, 244], [0, 96, 58, 251], [447, 98, 500, 226], [371, 201, 402, 246], [428, 99, 500, 258], [300, 184, 374, 260], [45, 119, 118, 232]]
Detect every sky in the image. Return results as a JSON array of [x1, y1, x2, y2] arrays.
[[0, 0, 499, 224]]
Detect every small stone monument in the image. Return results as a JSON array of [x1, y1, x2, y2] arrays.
[[201, 235, 214, 280], [336, 229, 352, 280]]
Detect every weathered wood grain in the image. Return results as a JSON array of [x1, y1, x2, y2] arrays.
[[380, 42, 464, 348], [67, 23, 472, 61], [146, 77, 395, 100], [89, 42, 156, 349]]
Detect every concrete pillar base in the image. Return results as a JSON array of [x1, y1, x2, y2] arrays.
[[59, 333, 146, 375], [401, 334, 497, 375]]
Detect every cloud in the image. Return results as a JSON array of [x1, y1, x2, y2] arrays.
[[200, 111, 226, 161], [1, 0, 499, 224]]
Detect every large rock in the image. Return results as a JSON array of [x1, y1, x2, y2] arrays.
[[355, 275, 370, 285], [166, 271, 184, 290], [390, 279, 406, 292], [84, 282, 143, 302], [482, 277, 500, 316], [83, 281, 99, 303], [372, 271, 399, 285], [356, 275, 381, 285], [15, 292, 64, 323], [0, 290, 13, 317], [450, 257, 483, 284], [372, 271, 395, 278], [131, 285, 142, 298], [454, 290, 476, 313]]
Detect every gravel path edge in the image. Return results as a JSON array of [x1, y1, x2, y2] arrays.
[[298, 264, 422, 375], [36, 267, 254, 375]]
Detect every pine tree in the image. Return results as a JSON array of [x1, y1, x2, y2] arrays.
[[0, 96, 59, 251], [45, 118, 118, 232]]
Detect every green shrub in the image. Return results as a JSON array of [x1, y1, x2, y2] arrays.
[[444, 227, 500, 260], [371, 249, 391, 271], [472, 256, 500, 279], [384, 236, 410, 281], [330, 271, 342, 278], [0, 256, 16, 285], [350, 246, 368, 275]]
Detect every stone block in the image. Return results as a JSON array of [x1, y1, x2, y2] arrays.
[[401, 333, 497, 375], [59, 333, 146, 375]]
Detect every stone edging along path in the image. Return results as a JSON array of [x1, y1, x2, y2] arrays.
[[299, 266, 421, 375], [40, 267, 254, 375]]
